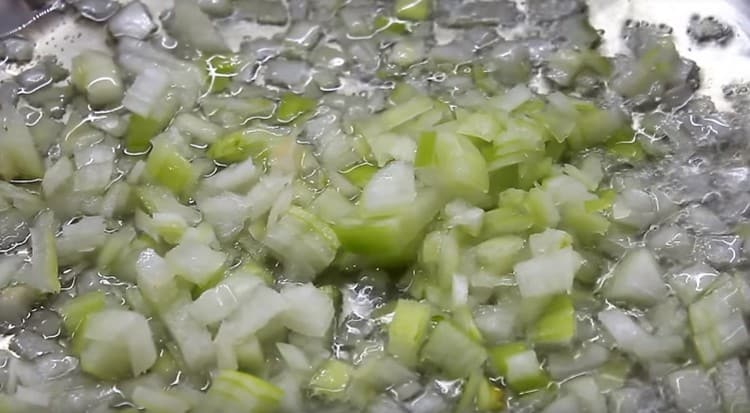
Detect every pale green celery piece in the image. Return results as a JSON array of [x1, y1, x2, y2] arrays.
[[132, 386, 191, 413], [530, 295, 576, 345], [79, 310, 157, 380], [457, 111, 504, 142], [277, 93, 316, 124], [482, 207, 534, 237], [152, 213, 188, 245], [548, 49, 612, 87], [489, 343, 549, 393], [339, 163, 378, 189], [387, 299, 432, 368], [125, 97, 178, 154], [309, 360, 353, 400], [208, 127, 280, 164], [236, 335, 265, 374], [612, 37, 680, 98], [146, 140, 196, 196], [333, 190, 442, 266], [453, 305, 485, 342], [203, 370, 283, 413], [595, 357, 631, 392], [454, 370, 483, 413], [473, 236, 525, 275], [264, 206, 340, 281], [0, 107, 45, 180], [28, 210, 60, 293], [174, 112, 223, 144], [395, 0, 431, 20], [420, 131, 489, 202], [206, 55, 239, 93], [477, 376, 505, 412], [559, 203, 610, 245], [71, 50, 124, 108], [529, 228, 573, 257], [420, 231, 460, 288], [421, 320, 487, 379], [390, 39, 426, 67], [58, 291, 107, 335], [357, 95, 434, 140], [136, 185, 202, 226]]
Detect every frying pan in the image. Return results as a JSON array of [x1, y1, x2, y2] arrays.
[[0, 0, 749, 408]]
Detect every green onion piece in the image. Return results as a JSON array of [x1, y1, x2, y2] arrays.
[[203, 370, 283, 413], [395, 0, 431, 20], [530, 295, 576, 345], [277, 93, 316, 124], [387, 299, 432, 367], [309, 360, 352, 400], [421, 320, 487, 379], [489, 343, 549, 393], [146, 140, 196, 196]]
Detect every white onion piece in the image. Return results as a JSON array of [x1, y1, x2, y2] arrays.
[[122, 68, 171, 118], [280, 283, 334, 338], [0, 255, 23, 290], [602, 249, 668, 307], [164, 0, 229, 54], [216, 285, 288, 342], [514, 247, 582, 298], [665, 368, 720, 413], [276, 343, 312, 372], [108, 1, 156, 40]]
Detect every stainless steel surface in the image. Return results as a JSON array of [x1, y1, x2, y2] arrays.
[[590, 0, 750, 111], [3, 0, 749, 113], [0, 0, 64, 38]]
